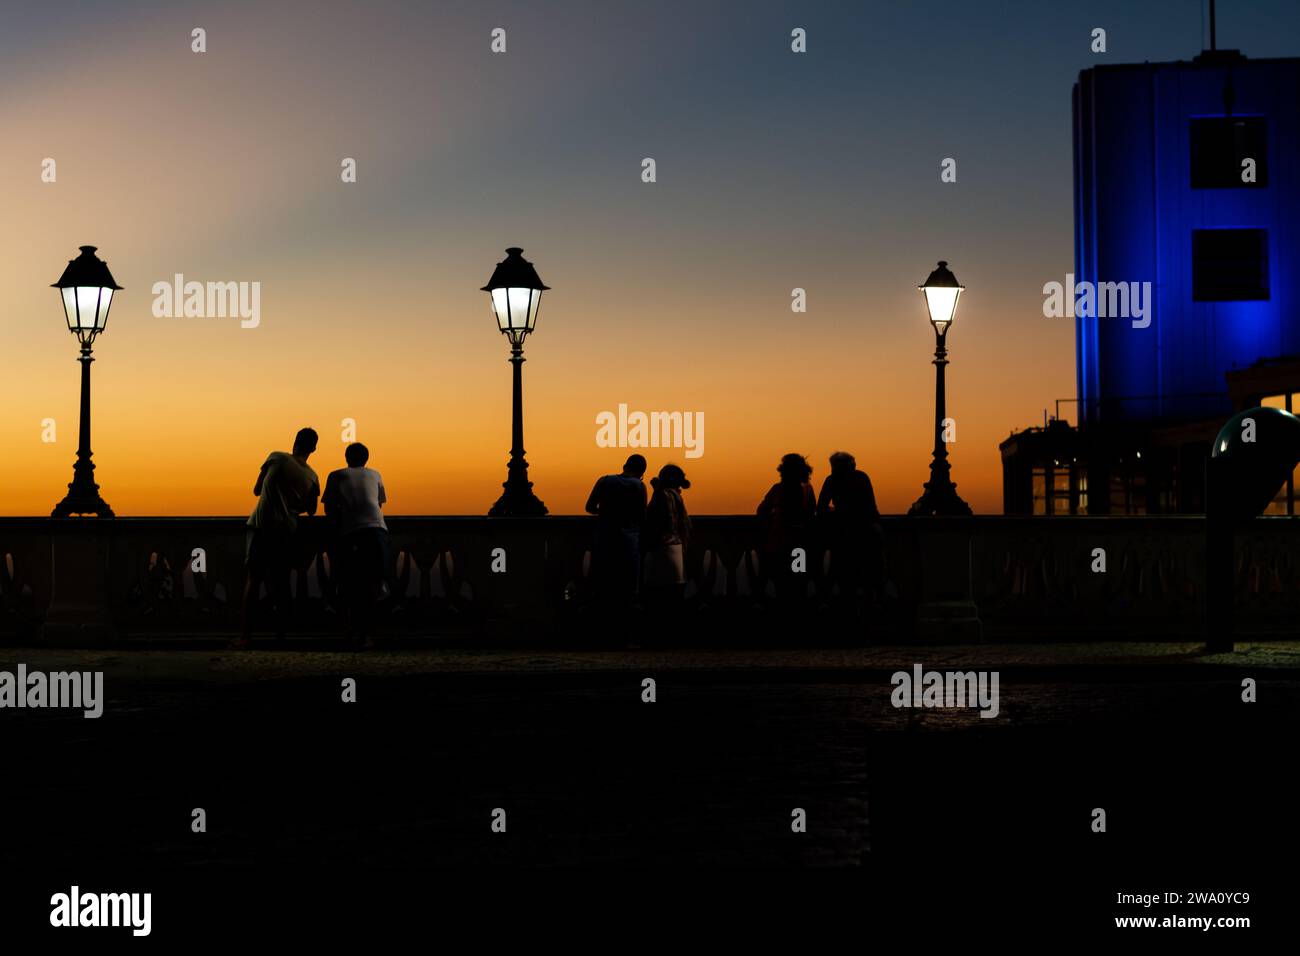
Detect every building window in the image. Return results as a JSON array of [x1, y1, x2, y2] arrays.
[[1190, 116, 1267, 188], [1032, 463, 1083, 516], [1110, 471, 1147, 515], [1192, 229, 1269, 301], [1053, 469, 1070, 514]]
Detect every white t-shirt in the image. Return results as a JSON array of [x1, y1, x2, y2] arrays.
[[324, 466, 387, 534]]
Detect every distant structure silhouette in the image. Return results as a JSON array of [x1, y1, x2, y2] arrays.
[[323, 441, 389, 648], [757, 453, 817, 606], [643, 463, 692, 617], [1004, 42, 1300, 516], [236, 428, 320, 648], [586, 454, 648, 608]]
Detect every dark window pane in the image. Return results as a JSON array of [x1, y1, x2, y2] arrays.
[[1192, 228, 1269, 301], [1190, 116, 1267, 188]]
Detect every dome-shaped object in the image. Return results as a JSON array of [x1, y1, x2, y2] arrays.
[[1210, 406, 1300, 519]]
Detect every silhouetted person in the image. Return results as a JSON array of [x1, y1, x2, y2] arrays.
[[757, 453, 817, 606], [586, 454, 648, 607], [818, 451, 885, 604], [323, 442, 388, 648], [643, 464, 692, 618], [236, 428, 320, 648]]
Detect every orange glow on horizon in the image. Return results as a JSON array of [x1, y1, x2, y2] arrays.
[[0, 5, 1075, 517]]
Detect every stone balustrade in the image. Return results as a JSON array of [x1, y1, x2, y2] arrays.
[[0, 516, 1296, 642]]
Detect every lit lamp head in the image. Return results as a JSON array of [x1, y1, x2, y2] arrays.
[[482, 247, 549, 348], [53, 245, 123, 348], [919, 260, 963, 335]]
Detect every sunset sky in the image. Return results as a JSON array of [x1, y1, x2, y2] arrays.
[[3, 0, 1298, 516]]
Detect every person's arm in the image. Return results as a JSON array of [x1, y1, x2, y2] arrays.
[[861, 473, 881, 521], [757, 484, 778, 517], [585, 479, 603, 516], [322, 473, 338, 516], [816, 477, 832, 516], [304, 478, 320, 517], [377, 476, 387, 510], [644, 491, 664, 537], [252, 460, 270, 496]]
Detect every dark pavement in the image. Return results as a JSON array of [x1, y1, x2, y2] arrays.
[[1, 643, 1295, 936]]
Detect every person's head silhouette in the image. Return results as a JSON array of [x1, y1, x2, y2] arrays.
[[293, 427, 319, 460], [652, 463, 690, 491], [623, 454, 648, 479], [829, 451, 856, 476], [345, 442, 369, 467], [777, 453, 812, 484]]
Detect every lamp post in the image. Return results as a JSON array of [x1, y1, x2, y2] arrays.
[[483, 247, 549, 517], [51, 245, 122, 518], [908, 260, 972, 517]]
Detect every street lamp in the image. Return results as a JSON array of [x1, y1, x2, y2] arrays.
[[908, 260, 972, 516], [482, 247, 549, 517], [51, 245, 122, 518]]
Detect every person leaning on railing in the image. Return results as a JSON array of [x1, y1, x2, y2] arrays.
[[323, 442, 389, 649], [642, 463, 692, 619], [234, 427, 320, 649], [816, 451, 885, 607]]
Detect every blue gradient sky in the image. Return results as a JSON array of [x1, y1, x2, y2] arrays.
[[2, 0, 1297, 514]]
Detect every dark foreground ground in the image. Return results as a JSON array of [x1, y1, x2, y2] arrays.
[[1, 641, 1296, 939]]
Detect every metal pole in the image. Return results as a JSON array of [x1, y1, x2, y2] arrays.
[[77, 346, 93, 467], [52, 344, 114, 518], [1204, 457, 1234, 653], [488, 341, 547, 516], [510, 346, 525, 468], [908, 326, 970, 516], [932, 328, 948, 471]]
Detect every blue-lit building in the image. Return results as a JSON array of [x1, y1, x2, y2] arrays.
[[1002, 47, 1300, 515]]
